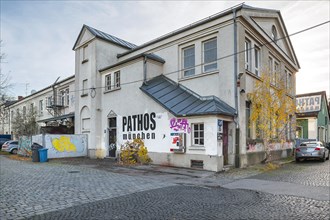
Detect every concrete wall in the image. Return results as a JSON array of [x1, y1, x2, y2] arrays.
[[33, 134, 88, 159]]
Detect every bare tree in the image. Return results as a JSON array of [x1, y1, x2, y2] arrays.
[[0, 40, 12, 103], [12, 107, 39, 139]]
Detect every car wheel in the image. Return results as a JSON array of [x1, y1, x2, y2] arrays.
[[326, 152, 329, 160], [321, 154, 326, 162], [11, 149, 18, 154]]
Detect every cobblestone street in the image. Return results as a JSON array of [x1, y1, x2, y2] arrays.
[[1, 155, 329, 219]]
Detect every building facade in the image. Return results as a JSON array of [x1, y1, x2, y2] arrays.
[[0, 76, 75, 138], [73, 4, 299, 171], [296, 91, 329, 143]]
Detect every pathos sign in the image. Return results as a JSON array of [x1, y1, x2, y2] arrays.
[[296, 95, 321, 113]]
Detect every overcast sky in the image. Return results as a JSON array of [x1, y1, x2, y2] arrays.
[[1, 0, 329, 99]]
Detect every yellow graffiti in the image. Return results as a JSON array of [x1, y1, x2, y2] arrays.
[[52, 136, 76, 152]]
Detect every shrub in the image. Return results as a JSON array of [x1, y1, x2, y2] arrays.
[[120, 138, 151, 165]]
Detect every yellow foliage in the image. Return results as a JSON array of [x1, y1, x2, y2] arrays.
[[120, 138, 151, 165], [249, 71, 296, 161]]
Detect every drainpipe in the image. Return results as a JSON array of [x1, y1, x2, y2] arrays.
[[143, 55, 147, 83], [233, 8, 240, 168]]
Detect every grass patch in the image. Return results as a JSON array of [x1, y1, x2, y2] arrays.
[[260, 162, 280, 172]]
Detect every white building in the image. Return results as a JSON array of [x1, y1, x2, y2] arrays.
[[72, 4, 299, 171], [0, 76, 75, 137]]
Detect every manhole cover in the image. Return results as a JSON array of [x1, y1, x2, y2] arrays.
[[68, 171, 80, 173]]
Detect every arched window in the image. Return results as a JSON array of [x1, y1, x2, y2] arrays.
[[271, 25, 277, 43]]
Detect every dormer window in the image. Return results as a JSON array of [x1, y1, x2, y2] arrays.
[[271, 25, 277, 43]]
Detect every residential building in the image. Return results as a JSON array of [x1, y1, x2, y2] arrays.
[[296, 91, 329, 143], [0, 76, 75, 138], [73, 4, 299, 171]]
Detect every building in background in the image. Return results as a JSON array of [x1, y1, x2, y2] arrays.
[[73, 3, 299, 171], [296, 91, 329, 144], [0, 76, 75, 138]]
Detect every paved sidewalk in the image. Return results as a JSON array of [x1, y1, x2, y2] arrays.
[[0, 156, 174, 220]]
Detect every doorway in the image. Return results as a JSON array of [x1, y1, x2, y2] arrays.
[[108, 117, 117, 157], [223, 122, 229, 165]]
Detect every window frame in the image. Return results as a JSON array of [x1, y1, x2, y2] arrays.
[[39, 100, 43, 115], [105, 71, 121, 92], [202, 38, 218, 73], [182, 45, 196, 77], [82, 45, 88, 63], [192, 123, 204, 146], [254, 46, 260, 76], [245, 39, 251, 71], [82, 79, 88, 96]]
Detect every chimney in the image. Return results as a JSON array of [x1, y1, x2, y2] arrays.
[[18, 96, 24, 100]]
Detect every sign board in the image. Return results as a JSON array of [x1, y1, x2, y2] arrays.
[[296, 95, 321, 113]]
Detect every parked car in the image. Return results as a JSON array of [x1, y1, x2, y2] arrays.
[[1, 141, 19, 154], [0, 138, 11, 150], [295, 141, 330, 162]]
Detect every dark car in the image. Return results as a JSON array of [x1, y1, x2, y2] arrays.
[[0, 138, 11, 150]]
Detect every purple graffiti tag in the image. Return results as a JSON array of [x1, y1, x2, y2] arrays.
[[170, 118, 191, 133]]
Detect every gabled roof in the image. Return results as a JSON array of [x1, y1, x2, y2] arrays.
[[140, 75, 236, 117], [72, 24, 137, 50]]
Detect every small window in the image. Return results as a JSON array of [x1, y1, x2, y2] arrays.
[[105, 74, 111, 91], [192, 123, 204, 146], [271, 25, 277, 43], [203, 38, 217, 73], [61, 90, 65, 106], [23, 106, 26, 118], [286, 69, 293, 94], [105, 71, 121, 92], [82, 79, 88, 95], [245, 39, 251, 71], [114, 71, 120, 88], [254, 46, 260, 76], [183, 46, 195, 77], [274, 61, 279, 86], [66, 89, 70, 106], [82, 45, 88, 62], [39, 100, 43, 115]]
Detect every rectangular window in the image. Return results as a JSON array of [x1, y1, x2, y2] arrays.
[[254, 46, 260, 76], [11, 110, 14, 121], [82, 45, 88, 62], [114, 71, 120, 88], [105, 71, 121, 92], [203, 38, 217, 73], [61, 90, 65, 106], [192, 123, 204, 146], [268, 56, 273, 80], [105, 74, 112, 91], [245, 39, 251, 71], [82, 79, 88, 95], [286, 69, 293, 95], [183, 46, 195, 77], [274, 61, 279, 86], [246, 102, 251, 138], [23, 106, 26, 118], [82, 118, 91, 131], [66, 89, 70, 106], [39, 100, 43, 115]]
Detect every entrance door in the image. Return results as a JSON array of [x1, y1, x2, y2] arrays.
[[108, 117, 117, 157], [223, 122, 229, 165]]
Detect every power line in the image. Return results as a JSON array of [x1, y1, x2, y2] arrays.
[[78, 20, 330, 94]]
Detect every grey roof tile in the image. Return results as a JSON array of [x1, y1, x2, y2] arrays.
[[140, 75, 236, 117]]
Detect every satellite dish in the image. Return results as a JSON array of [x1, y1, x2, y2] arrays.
[[31, 90, 37, 94]]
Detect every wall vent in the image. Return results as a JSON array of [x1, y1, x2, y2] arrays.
[[191, 160, 204, 169]]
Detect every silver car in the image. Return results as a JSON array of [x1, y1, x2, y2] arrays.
[[295, 141, 330, 162], [1, 140, 18, 154]]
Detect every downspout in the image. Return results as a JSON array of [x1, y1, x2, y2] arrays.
[[143, 55, 147, 83], [233, 8, 240, 168]]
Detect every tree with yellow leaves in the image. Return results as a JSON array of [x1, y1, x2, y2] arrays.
[[249, 70, 295, 163]]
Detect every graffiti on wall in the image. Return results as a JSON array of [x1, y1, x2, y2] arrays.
[[247, 141, 293, 152], [52, 136, 77, 152], [170, 118, 191, 148], [170, 118, 191, 133], [18, 136, 32, 156]]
